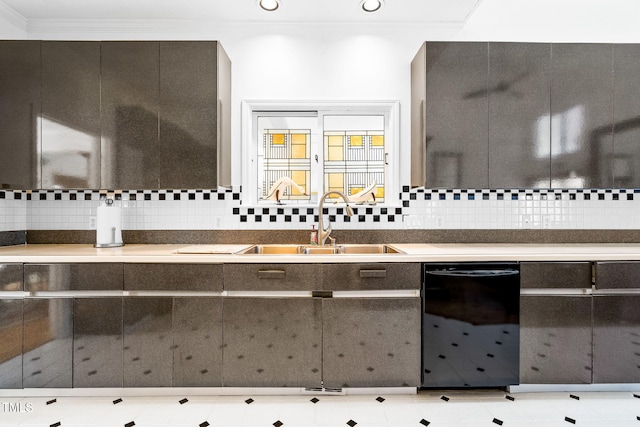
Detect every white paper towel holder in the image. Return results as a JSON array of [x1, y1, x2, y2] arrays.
[[94, 197, 124, 248]]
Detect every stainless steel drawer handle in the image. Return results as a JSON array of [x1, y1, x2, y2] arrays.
[[360, 269, 386, 278], [257, 270, 286, 279]]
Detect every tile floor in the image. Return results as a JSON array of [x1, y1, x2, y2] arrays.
[[1, 390, 640, 427]]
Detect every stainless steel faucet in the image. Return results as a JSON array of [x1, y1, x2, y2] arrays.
[[318, 191, 354, 246]]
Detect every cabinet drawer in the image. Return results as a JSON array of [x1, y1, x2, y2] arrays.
[[223, 264, 322, 291], [124, 263, 222, 291], [323, 263, 420, 291], [25, 263, 123, 291], [595, 262, 640, 289], [520, 262, 592, 289], [0, 263, 23, 291]]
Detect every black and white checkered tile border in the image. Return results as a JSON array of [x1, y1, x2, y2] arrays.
[[2, 187, 640, 224]]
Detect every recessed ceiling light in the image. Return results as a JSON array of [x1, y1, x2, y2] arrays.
[[259, 0, 280, 11], [360, 0, 383, 12]]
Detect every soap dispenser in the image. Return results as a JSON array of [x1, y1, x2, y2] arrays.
[[95, 196, 124, 248]]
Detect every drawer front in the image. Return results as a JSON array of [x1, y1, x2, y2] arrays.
[[0, 263, 23, 291], [124, 263, 222, 291], [595, 261, 640, 289], [520, 262, 592, 289], [223, 264, 322, 291], [25, 263, 123, 291], [323, 263, 420, 291]]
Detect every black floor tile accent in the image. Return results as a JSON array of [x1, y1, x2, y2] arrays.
[[346, 420, 357, 427], [179, 398, 188, 404], [565, 417, 576, 424], [199, 422, 210, 427], [46, 399, 57, 405], [376, 396, 385, 403], [245, 398, 254, 404], [50, 423, 61, 427], [505, 395, 515, 401], [440, 396, 450, 402], [310, 397, 319, 404], [493, 418, 503, 426], [570, 394, 580, 400], [273, 421, 283, 427], [420, 420, 431, 426], [125, 422, 135, 427], [113, 398, 122, 405]]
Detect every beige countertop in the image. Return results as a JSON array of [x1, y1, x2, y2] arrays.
[[1, 243, 640, 263]]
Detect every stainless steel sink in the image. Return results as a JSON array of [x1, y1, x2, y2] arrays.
[[238, 244, 403, 255], [336, 244, 403, 254]]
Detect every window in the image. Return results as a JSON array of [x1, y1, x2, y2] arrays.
[[242, 101, 399, 206]]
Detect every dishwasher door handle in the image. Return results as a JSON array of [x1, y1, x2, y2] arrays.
[[425, 269, 519, 278]]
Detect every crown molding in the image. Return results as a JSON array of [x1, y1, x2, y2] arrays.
[[0, 0, 27, 32], [26, 18, 464, 39]]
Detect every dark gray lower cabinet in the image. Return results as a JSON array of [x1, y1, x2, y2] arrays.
[[124, 297, 173, 387], [173, 297, 223, 387], [322, 298, 421, 388], [519, 295, 592, 384], [223, 297, 322, 387], [593, 295, 640, 383], [23, 298, 73, 388], [73, 298, 123, 387], [0, 298, 23, 388]]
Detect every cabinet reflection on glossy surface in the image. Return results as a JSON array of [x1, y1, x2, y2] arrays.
[[550, 44, 613, 188], [101, 42, 160, 189], [489, 43, 551, 188], [223, 298, 322, 387], [323, 298, 420, 388], [613, 44, 640, 188], [0, 299, 23, 388], [74, 298, 123, 387], [123, 297, 173, 387], [173, 298, 223, 387], [0, 41, 40, 189], [520, 295, 592, 384], [41, 41, 101, 189], [25, 263, 123, 291], [593, 295, 640, 383], [23, 298, 73, 388], [424, 42, 489, 188]]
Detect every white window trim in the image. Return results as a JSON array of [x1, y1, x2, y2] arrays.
[[241, 100, 400, 207]]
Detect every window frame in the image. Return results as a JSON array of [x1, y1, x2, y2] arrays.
[[241, 100, 400, 207]]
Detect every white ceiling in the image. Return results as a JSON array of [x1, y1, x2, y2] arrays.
[[1, 0, 482, 24]]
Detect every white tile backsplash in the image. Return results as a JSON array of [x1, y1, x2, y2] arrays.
[[3, 188, 640, 232]]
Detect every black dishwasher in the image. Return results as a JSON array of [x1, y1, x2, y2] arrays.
[[422, 263, 520, 388]]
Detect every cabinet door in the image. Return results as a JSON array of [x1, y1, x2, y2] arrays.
[[173, 297, 223, 387], [124, 263, 222, 291], [0, 298, 22, 388], [0, 41, 40, 189], [23, 298, 73, 388], [25, 263, 123, 291], [424, 42, 489, 189], [550, 44, 613, 188], [488, 43, 551, 188], [323, 298, 421, 388], [41, 41, 101, 189], [101, 41, 160, 189], [123, 297, 173, 387], [593, 295, 640, 383], [613, 45, 640, 188], [223, 297, 322, 387], [520, 295, 592, 384], [0, 264, 23, 388], [521, 262, 592, 289], [595, 261, 640, 289], [323, 263, 420, 291], [73, 298, 123, 387], [224, 264, 322, 291], [159, 41, 218, 189]]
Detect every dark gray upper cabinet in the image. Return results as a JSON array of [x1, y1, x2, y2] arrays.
[[0, 41, 40, 190], [412, 42, 623, 190], [550, 44, 613, 188], [159, 42, 217, 189], [413, 42, 489, 189], [489, 43, 551, 188], [101, 41, 160, 189], [41, 41, 101, 189], [612, 44, 640, 188]]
